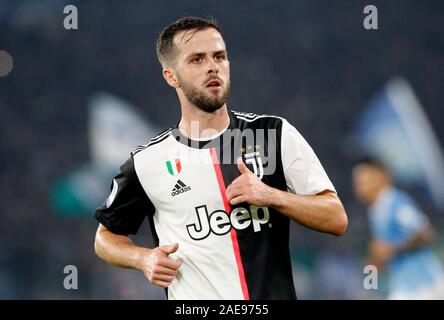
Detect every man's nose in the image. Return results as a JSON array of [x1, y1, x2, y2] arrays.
[[207, 58, 219, 74]]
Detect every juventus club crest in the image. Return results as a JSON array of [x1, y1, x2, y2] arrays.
[[244, 151, 264, 180]]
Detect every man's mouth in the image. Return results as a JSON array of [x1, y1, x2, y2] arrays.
[[206, 79, 222, 88]]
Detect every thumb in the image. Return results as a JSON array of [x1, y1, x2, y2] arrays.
[[159, 243, 179, 255], [237, 157, 250, 174]]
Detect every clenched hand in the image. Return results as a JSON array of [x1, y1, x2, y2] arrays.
[[225, 157, 276, 206], [138, 243, 182, 288]]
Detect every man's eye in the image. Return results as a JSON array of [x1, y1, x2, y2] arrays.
[[192, 57, 202, 63], [215, 55, 224, 61]]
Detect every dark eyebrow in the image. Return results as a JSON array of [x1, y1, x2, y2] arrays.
[[186, 52, 204, 60], [213, 50, 227, 56], [186, 50, 227, 60]]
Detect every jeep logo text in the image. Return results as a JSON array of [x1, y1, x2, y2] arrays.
[[186, 205, 270, 240]]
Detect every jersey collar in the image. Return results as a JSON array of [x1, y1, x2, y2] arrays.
[[172, 110, 238, 149]]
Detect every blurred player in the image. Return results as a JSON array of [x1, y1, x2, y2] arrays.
[[94, 16, 348, 299], [353, 157, 444, 299]]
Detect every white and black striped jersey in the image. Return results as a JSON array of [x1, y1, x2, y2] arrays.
[[95, 110, 336, 300]]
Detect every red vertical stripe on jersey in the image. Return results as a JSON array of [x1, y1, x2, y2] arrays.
[[175, 158, 181, 174], [210, 147, 250, 300]]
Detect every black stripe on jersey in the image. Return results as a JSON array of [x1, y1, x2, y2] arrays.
[[234, 114, 281, 124], [232, 110, 281, 123], [151, 128, 173, 142], [132, 128, 173, 155], [132, 145, 148, 153], [132, 131, 172, 155], [232, 111, 258, 118], [132, 148, 145, 156], [217, 113, 297, 299], [235, 116, 260, 123], [146, 133, 171, 147]]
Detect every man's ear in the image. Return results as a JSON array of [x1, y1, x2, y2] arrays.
[[163, 67, 180, 88]]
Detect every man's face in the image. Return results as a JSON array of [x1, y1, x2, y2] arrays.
[[352, 164, 387, 205], [171, 28, 230, 113]]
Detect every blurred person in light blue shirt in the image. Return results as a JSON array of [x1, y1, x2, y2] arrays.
[[352, 157, 444, 299]]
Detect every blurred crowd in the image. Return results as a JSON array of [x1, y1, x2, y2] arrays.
[[1, 0, 443, 299]]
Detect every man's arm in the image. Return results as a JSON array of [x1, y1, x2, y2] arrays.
[[226, 158, 348, 236], [267, 189, 347, 236], [396, 221, 436, 254], [94, 223, 181, 288], [367, 222, 437, 269], [94, 156, 182, 288]]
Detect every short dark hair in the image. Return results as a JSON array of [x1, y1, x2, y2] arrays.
[[354, 156, 388, 172], [156, 16, 221, 67]]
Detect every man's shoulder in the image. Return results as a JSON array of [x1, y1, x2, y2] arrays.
[[131, 127, 174, 156], [230, 110, 287, 129]]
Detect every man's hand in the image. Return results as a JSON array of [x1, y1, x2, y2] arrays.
[[224, 158, 347, 236], [137, 243, 182, 288], [225, 157, 276, 206], [368, 239, 395, 270]]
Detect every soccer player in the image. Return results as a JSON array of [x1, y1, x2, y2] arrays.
[[94, 16, 348, 300], [352, 158, 444, 299]]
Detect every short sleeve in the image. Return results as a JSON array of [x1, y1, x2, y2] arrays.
[[281, 119, 336, 195], [95, 155, 155, 235]]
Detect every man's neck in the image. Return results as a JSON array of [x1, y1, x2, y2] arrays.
[[178, 104, 230, 140]]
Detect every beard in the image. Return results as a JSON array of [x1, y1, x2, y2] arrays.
[[178, 75, 230, 113]]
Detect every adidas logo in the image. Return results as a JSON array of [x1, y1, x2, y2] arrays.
[[171, 180, 191, 197]]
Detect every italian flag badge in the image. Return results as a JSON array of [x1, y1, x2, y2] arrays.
[[166, 158, 181, 176]]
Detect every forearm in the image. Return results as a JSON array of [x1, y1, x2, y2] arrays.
[[94, 224, 150, 270], [394, 224, 436, 256], [267, 188, 348, 236], [224, 165, 347, 235], [94, 224, 182, 288]]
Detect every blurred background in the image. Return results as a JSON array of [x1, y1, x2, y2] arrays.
[[1, 0, 443, 299]]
